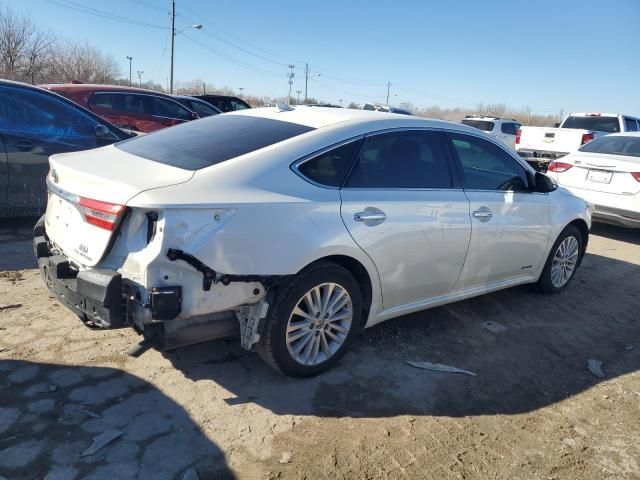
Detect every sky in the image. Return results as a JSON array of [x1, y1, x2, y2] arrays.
[[8, 0, 640, 116]]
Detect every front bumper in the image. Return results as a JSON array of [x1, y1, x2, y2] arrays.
[[34, 234, 126, 329]]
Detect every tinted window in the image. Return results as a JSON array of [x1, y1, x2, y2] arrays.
[[90, 92, 124, 110], [448, 133, 530, 191], [123, 94, 146, 114], [230, 99, 250, 111], [116, 115, 314, 170], [151, 97, 193, 120], [501, 122, 518, 135], [0, 85, 102, 140], [579, 135, 640, 157], [561, 116, 620, 133], [187, 100, 219, 117], [461, 119, 494, 132], [297, 140, 361, 187], [345, 131, 453, 189], [624, 118, 638, 132]]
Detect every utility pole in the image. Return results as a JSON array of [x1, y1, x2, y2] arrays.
[[287, 64, 295, 105], [126, 56, 133, 86], [137, 70, 143, 88], [559, 107, 564, 122], [295, 89, 302, 104], [385, 81, 391, 106], [202, 82, 206, 94], [304, 63, 309, 104], [338, 99, 343, 107], [239, 87, 244, 97], [169, 0, 176, 94]]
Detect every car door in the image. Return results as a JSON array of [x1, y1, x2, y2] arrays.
[[0, 84, 108, 215], [445, 131, 551, 291], [340, 129, 471, 310], [0, 134, 8, 214]]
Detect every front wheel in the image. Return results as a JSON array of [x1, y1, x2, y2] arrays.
[[256, 261, 362, 377], [537, 225, 584, 294]]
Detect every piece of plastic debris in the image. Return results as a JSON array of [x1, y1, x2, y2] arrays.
[[587, 359, 604, 378], [279, 451, 292, 464], [624, 345, 635, 351], [81, 430, 122, 457], [181, 467, 200, 480], [0, 303, 22, 311], [480, 321, 507, 333], [406, 361, 476, 376], [37, 385, 57, 393]]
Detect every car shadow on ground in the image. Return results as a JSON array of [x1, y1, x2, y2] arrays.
[[165, 251, 640, 419], [0, 360, 235, 480], [590, 223, 639, 245]]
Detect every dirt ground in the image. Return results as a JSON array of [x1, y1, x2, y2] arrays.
[[0, 218, 638, 480]]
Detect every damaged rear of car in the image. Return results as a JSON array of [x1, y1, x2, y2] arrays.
[[35, 112, 330, 354]]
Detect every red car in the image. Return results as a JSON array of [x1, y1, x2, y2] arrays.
[[40, 84, 199, 133]]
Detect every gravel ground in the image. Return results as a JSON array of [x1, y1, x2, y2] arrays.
[[0, 218, 638, 479]]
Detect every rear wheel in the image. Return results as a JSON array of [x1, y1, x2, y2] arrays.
[[538, 225, 583, 293], [256, 262, 362, 377]]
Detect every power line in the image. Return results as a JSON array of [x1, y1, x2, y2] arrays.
[[44, 0, 167, 29]]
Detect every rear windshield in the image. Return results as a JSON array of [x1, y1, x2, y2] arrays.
[[461, 119, 494, 132], [561, 116, 620, 133], [579, 135, 640, 157], [115, 115, 314, 170]]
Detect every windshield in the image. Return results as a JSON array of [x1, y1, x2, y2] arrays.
[[461, 119, 494, 132], [116, 114, 314, 170], [579, 135, 640, 157], [561, 116, 620, 133]]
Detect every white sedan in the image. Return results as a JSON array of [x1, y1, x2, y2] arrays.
[[547, 132, 640, 228], [35, 106, 592, 376]]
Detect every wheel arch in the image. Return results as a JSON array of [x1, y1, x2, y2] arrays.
[[299, 254, 374, 327], [566, 218, 589, 265]]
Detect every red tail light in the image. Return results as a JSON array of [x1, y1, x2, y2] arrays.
[[78, 197, 125, 231], [631, 172, 640, 182], [581, 133, 594, 145], [548, 161, 573, 173], [515, 128, 521, 145]]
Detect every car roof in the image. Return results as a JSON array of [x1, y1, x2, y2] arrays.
[[40, 83, 176, 98], [603, 132, 640, 137], [227, 105, 474, 132]]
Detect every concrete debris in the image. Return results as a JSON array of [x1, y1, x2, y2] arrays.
[[81, 429, 122, 457], [279, 451, 292, 464], [480, 321, 507, 333], [406, 361, 476, 377], [587, 359, 605, 378]]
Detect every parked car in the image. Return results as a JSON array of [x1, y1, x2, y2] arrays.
[[173, 95, 222, 117], [516, 113, 640, 169], [461, 116, 521, 150], [547, 132, 640, 228], [193, 94, 251, 112], [40, 84, 199, 133], [362, 102, 412, 115], [0, 80, 131, 218], [34, 107, 591, 377]]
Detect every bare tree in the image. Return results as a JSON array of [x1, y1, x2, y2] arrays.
[[50, 39, 120, 83], [0, 6, 55, 83]]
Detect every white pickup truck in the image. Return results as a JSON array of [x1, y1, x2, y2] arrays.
[[516, 113, 640, 169]]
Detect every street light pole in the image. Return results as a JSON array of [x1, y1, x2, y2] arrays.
[[169, 1, 202, 95], [137, 70, 143, 88], [296, 89, 302, 104], [126, 56, 133, 86]]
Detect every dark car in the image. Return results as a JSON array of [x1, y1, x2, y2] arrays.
[[173, 95, 222, 117], [40, 84, 199, 133], [193, 94, 251, 113], [0, 80, 131, 218]]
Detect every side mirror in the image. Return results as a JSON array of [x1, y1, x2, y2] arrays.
[[534, 171, 557, 193], [554, 122, 560, 128], [95, 124, 111, 138], [191, 111, 199, 120]]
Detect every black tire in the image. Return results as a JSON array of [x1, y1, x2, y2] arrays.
[[256, 261, 362, 377], [537, 224, 583, 294]]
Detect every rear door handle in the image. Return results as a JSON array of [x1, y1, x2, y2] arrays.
[[472, 208, 493, 221], [354, 212, 386, 222]]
